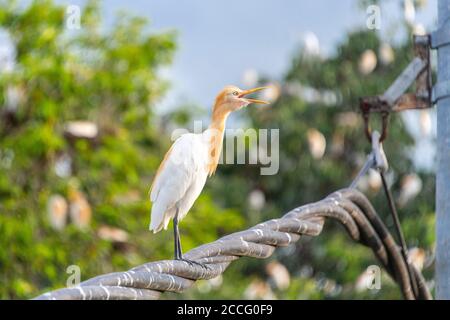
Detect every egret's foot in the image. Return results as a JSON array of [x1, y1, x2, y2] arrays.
[[176, 257, 210, 270]]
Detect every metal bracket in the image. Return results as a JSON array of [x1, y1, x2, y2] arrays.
[[432, 79, 450, 103], [431, 17, 450, 49], [430, 18, 450, 103], [359, 35, 432, 141], [360, 35, 432, 114]]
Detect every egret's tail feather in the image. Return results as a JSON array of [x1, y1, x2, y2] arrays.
[[149, 220, 163, 233], [149, 203, 174, 233]]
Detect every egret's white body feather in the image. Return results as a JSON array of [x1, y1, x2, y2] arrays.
[[149, 132, 211, 233]]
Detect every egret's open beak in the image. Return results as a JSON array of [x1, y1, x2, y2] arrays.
[[238, 87, 270, 105]]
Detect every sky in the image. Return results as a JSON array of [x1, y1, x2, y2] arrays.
[[3, 0, 439, 170], [52, 0, 438, 110]]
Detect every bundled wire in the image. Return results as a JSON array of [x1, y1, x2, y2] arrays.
[[35, 186, 431, 300], [350, 130, 420, 298]]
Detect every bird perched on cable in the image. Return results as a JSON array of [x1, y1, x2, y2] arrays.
[[149, 85, 269, 265]]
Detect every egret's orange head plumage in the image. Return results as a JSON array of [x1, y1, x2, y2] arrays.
[[207, 85, 269, 176], [212, 85, 269, 117]]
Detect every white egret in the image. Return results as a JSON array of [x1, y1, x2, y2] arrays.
[[149, 85, 269, 264]]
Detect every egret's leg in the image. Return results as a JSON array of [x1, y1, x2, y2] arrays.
[[173, 209, 182, 260], [175, 223, 182, 257], [173, 209, 209, 269]]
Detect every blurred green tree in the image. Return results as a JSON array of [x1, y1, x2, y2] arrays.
[[0, 0, 436, 300], [0, 0, 244, 299]]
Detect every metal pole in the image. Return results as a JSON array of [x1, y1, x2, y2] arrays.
[[436, 0, 450, 300]]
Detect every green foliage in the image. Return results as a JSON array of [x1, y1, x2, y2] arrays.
[[0, 0, 435, 300], [0, 0, 243, 299]]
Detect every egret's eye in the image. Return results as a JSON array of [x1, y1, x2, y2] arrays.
[[232, 91, 239, 96]]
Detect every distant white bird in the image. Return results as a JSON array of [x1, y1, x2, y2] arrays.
[[149, 85, 268, 264], [68, 185, 92, 230]]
